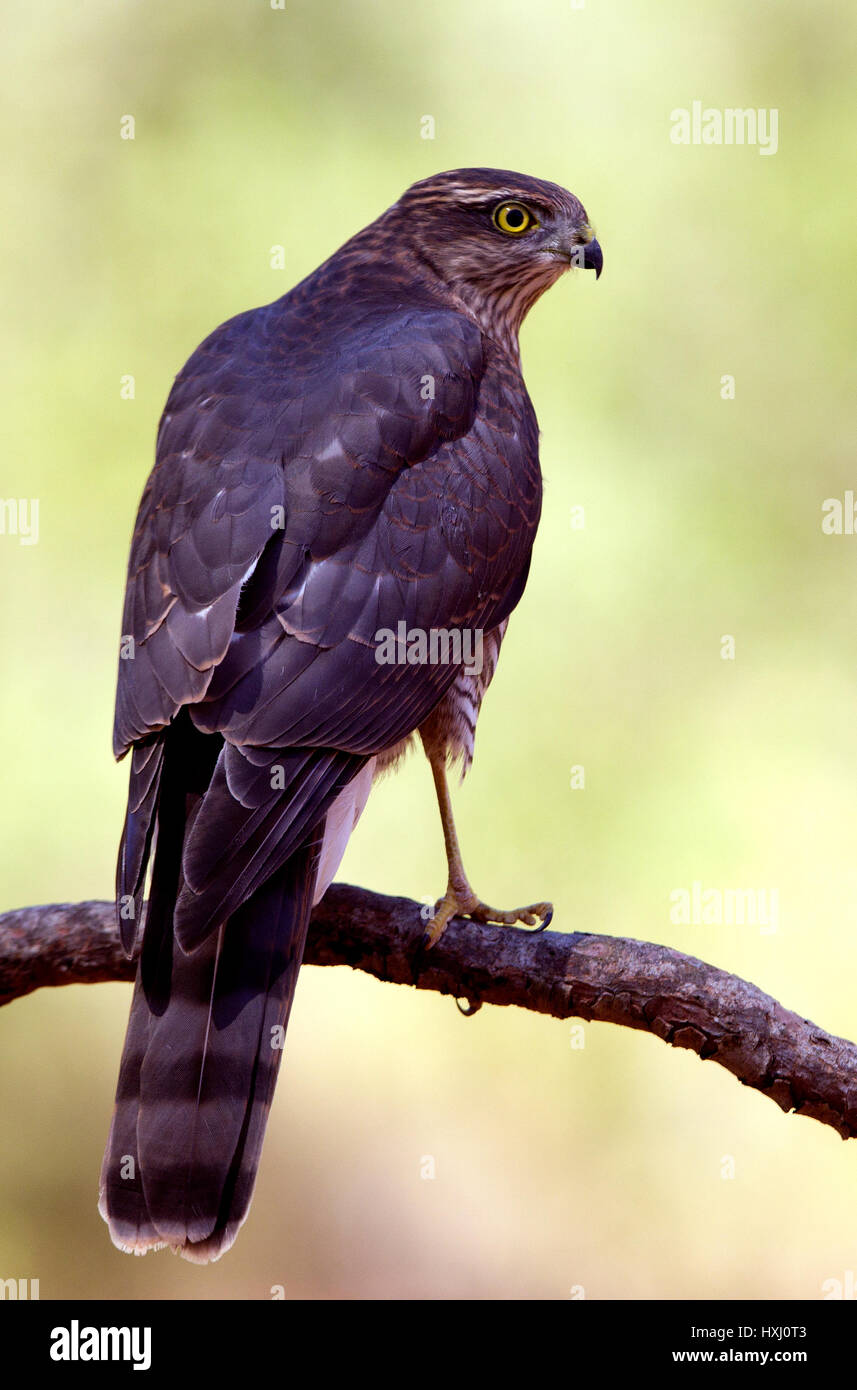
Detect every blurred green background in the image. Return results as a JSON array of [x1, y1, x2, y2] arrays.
[[1, 0, 856, 1300]]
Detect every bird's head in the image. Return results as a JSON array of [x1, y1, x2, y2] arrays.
[[387, 167, 602, 348]]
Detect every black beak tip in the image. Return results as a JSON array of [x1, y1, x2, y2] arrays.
[[583, 238, 603, 280]]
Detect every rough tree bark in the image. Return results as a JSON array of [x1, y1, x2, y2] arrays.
[[1, 885, 856, 1141]]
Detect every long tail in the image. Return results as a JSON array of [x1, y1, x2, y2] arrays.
[[99, 845, 318, 1262], [99, 715, 331, 1262]]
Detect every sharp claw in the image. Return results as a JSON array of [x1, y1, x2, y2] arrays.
[[518, 905, 552, 933], [422, 900, 453, 950], [511, 900, 552, 934], [423, 894, 553, 944]]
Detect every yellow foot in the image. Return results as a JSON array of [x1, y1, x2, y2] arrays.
[[424, 889, 553, 949]]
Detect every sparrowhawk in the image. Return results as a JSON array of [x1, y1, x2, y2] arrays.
[[99, 167, 602, 1261]]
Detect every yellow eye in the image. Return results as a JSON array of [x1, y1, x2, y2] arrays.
[[492, 201, 537, 236]]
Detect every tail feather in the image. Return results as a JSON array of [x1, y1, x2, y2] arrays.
[[99, 843, 318, 1260], [100, 713, 335, 1262], [98, 966, 169, 1255], [116, 738, 165, 954], [99, 731, 187, 1251]]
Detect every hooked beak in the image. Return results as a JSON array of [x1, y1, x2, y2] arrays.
[[583, 237, 603, 279], [544, 231, 604, 279]]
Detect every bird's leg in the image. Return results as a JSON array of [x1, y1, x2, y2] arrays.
[[423, 748, 553, 948]]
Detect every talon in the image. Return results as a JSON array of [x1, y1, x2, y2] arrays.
[[426, 891, 554, 943], [423, 895, 458, 949], [422, 746, 553, 950], [518, 903, 553, 934]]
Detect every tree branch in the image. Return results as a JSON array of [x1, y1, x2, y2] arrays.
[[2, 886, 856, 1141]]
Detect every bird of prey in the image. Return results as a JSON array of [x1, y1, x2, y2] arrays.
[[99, 167, 602, 1262]]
